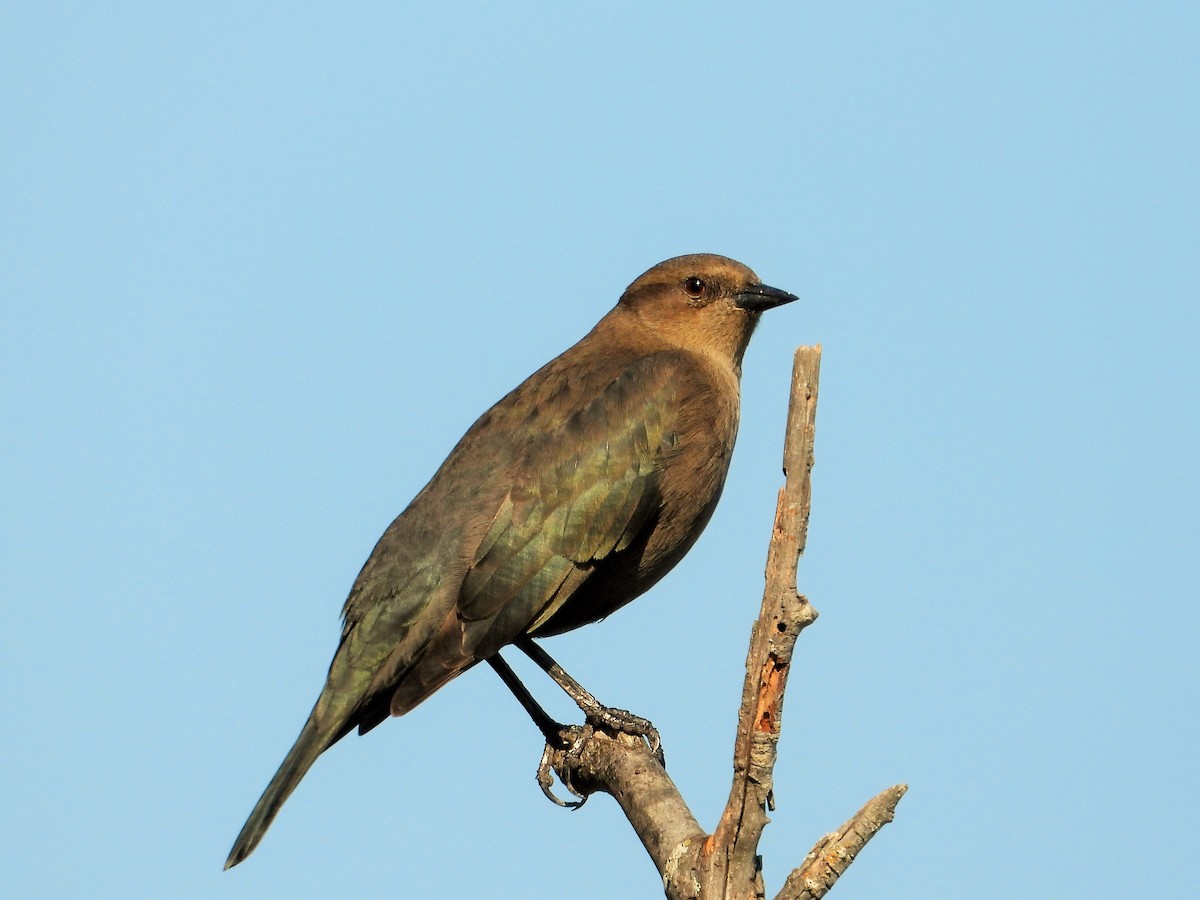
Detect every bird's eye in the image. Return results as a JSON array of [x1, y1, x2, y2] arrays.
[[684, 277, 705, 298]]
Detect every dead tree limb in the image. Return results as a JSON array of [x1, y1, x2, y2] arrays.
[[777, 784, 909, 900], [545, 346, 905, 898]]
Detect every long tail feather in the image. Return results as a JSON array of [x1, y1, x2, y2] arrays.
[[224, 714, 332, 869]]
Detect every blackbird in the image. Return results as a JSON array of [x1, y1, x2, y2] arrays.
[[226, 253, 797, 868]]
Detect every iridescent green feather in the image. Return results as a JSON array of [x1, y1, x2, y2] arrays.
[[459, 360, 678, 641]]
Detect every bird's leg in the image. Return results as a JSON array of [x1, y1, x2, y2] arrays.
[[486, 653, 568, 749], [514, 635, 664, 764], [486, 653, 589, 808]]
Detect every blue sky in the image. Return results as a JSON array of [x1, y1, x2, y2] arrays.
[[3, 3, 1196, 897]]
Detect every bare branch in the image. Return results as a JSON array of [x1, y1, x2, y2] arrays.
[[777, 784, 909, 900], [696, 346, 823, 898]]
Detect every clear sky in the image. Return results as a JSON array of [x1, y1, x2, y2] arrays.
[[3, 3, 1196, 898]]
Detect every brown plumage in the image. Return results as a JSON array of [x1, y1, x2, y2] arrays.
[[225, 253, 797, 868]]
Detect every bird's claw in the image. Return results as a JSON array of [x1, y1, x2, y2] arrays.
[[534, 709, 667, 809], [585, 706, 665, 767], [536, 727, 590, 809]]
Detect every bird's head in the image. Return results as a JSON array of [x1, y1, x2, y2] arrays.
[[616, 254, 798, 367]]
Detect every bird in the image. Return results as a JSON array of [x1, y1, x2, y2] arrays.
[[225, 253, 798, 869]]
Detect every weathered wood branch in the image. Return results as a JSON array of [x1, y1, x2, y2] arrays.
[[777, 784, 908, 900], [695, 345, 823, 898], [546, 346, 904, 898]]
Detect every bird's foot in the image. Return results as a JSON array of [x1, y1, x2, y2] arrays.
[[585, 706, 665, 767], [535, 712, 667, 809], [537, 725, 591, 809]]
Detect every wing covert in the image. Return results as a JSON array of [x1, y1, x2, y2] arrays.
[[458, 357, 681, 645]]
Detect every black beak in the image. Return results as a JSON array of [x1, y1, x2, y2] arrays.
[[734, 282, 799, 312]]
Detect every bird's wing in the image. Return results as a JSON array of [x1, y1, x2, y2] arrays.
[[323, 352, 685, 731], [457, 354, 681, 657]]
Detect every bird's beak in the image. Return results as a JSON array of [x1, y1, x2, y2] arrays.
[[734, 283, 799, 312]]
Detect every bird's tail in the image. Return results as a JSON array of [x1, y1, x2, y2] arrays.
[[224, 712, 334, 869]]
